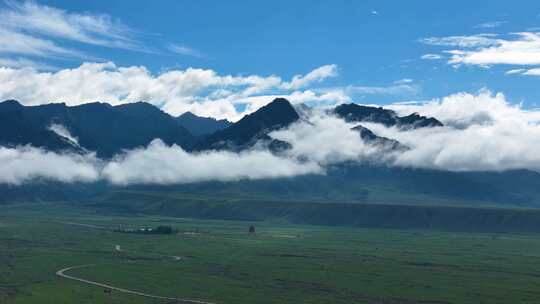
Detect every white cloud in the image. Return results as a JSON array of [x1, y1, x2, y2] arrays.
[[0, 0, 139, 50], [271, 113, 385, 165], [0, 140, 322, 185], [523, 68, 540, 76], [420, 31, 540, 74], [0, 146, 99, 185], [0, 28, 84, 59], [282, 64, 338, 90], [448, 33, 540, 66], [102, 140, 321, 185], [421, 53, 442, 60], [421, 32, 540, 67], [0, 57, 56, 70], [504, 67, 540, 76], [374, 90, 540, 172], [475, 21, 507, 29], [0, 1, 150, 71], [419, 34, 498, 48], [48, 124, 79, 146], [270, 91, 540, 173], [505, 68, 526, 75], [168, 44, 205, 58], [394, 78, 413, 84], [0, 62, 341, 121], [345, 83, 420, 96]]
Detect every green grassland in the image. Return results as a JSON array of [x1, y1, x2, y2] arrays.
[[1, 202, 540, 304]]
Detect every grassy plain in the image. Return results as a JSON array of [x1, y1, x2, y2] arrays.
[[1, 202, 540, 304]]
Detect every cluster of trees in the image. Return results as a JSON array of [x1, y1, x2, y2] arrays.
[[114, 225, 178, 235]]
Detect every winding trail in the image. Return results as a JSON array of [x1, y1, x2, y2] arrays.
[[56, 246, 214, 304], [56, 265, 214, 303]]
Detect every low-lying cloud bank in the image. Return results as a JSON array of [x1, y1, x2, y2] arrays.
[[102, 140, 322, 185], [0, 146, 99, 185], [0, 140, 322, 186], [1, 90, 539, 186], [380, 90, 540, 171]]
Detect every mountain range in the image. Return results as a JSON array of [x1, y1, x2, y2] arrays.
[[0, 100, 193, 158], [0, 97, 440, 157], [2, 97, 540, 212]]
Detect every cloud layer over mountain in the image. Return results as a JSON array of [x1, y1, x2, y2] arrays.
[[1, 90, 539, 186]]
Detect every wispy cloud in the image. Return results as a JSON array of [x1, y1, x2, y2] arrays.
[[0, 28, 84, 59], [0, 56, 57, 70], [419, 31, 540, 74], [394, 78, 413, 85], [168, 43, 205, 58], [419, 34, 498, 48], [505, 68, 526, 75], [474, 21, 508, 29], [0, 0, 140, 50], [523, 68, 540, 76], [0, 0, 150, 70], [345, 81, 420, 96], [421, 53, 443, 60], [282, 64, 338, 90]]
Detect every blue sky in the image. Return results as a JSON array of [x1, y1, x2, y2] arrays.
[[1, 0, 540, 118]]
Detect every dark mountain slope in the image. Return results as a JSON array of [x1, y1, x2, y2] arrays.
[[0, 100, 194, 158], [176, 111, 231, 136], [334, 103, 443, 129], [196, 98, 299, 151], [0, 100, 77, 151], [351, 125, 406, 151]]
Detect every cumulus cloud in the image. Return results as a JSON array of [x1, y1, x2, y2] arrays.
[[271, 90, 540, 173], [271, 113, 386, 165], [375, 90, 540, 172], [420, 32, 540, 72], [0, 62, 343, 121]]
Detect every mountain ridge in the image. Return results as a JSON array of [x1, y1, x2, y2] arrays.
[[334, 103, 443, 129], [195, 98, 300, 151], [176, 111, 231, 136]]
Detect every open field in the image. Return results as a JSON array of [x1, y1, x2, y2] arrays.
[[1, 203, 540, 304]]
